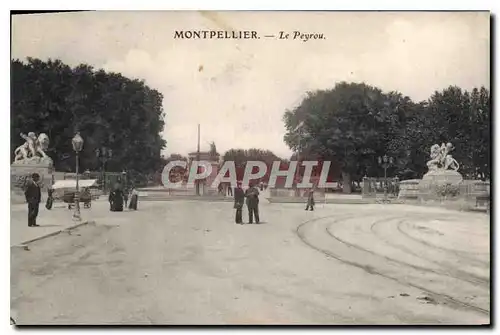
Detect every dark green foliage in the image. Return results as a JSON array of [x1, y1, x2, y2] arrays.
[[11, 58, 166, 175], [390, 86, 490, 180], [435, 183, 461, 198], [222, 148, 283, 168], [283, 82, 490, 191]]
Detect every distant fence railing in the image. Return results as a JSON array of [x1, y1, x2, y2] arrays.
[[269, 187, 326, 199], [362, 177, 400, 198]]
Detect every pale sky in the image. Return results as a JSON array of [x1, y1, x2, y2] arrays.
[[11, 11, 490, 158]]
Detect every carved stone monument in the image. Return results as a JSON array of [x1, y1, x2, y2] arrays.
[[11, 132, 54, 203], [418, 142, 463, 201]]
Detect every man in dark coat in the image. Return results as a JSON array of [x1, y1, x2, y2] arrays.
[[25, 173, 41, 227], [233, 181, 245, 224], [245, 181, 260, 224], [109, 184, 125, 212]]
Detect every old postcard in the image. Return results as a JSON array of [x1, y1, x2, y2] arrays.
[[10, 10, 490, 326]]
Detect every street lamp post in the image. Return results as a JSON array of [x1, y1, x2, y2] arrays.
[[378, 154, 394, 203], [72, 132, 84, 221], [95, 147, 112, 193]]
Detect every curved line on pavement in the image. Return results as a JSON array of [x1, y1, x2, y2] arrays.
[[396, 219, 490, 261], [368, 218, 489, 286], [325, 216, 488, 288], [295, 215, 489, 317]]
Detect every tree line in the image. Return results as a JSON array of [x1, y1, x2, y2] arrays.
[[13, 58, 488, 192], [283, 82, 490, 192], [11, 58, 166, 176]]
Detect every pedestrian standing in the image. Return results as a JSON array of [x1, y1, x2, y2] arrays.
[[245, 181, 260, 224], [123, 189, 129, 208], [45, 185, 54, 210], [233, 181, 244, 224], [128, 187, 139, 210], [25, 173, 41, 227], [305, 188, 315, 211], [109, 184, 125, 212]]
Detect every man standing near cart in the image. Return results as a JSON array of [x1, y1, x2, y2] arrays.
[[25, 173, 41, 227]]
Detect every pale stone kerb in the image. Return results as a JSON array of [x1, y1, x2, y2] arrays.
[[13, 220, 95, 247]]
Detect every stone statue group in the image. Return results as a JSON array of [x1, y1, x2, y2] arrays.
[[426, 142, 460, 172], [13, 132, 51, 164]]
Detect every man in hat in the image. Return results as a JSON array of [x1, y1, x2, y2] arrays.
[[233, 181, 245, 224], [245, 181, 260, 224], [25, 173, 42, 227]]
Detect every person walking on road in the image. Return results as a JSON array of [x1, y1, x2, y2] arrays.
[[305, 188, 315, 211], [245, 181, 260, 224], [233, 181, 245, 224], [25, 173, 41, 227]]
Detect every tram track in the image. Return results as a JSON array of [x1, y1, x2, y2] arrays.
[[295, 214, 490, 317], [371, 218, 489, 285], [396, 220, 490, 266], [326, 216, 489, 288]]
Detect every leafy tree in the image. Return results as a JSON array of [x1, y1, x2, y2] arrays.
[[11, 58, 166, 176], [283, 82, 408, 192], [166, 153, 188, 162], [389, 86, 490, 180], [283, 82, 490, 189], [222, 148, 284, 182], [222, 148, 282, 167]]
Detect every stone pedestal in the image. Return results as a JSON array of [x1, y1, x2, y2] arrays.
[[418, 170, 463, 201], [11, 158, 54, 204], [202, 162, 220, 195]]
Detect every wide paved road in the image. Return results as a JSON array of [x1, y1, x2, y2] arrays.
[[11, 201, 490, 325]]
